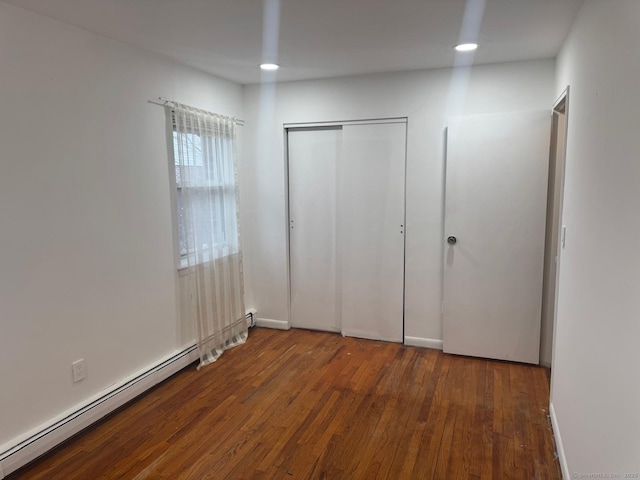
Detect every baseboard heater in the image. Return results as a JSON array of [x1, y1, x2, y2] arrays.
[[0, 309, 257, 478]]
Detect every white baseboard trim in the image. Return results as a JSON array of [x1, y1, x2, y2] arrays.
[[342, 330, 401, 343], [0, 345, 199, 478], [549, 402, 570, 480], [293, 325, 341, 334], [404, 336, 444, 350], [255, 318, 290, 330]]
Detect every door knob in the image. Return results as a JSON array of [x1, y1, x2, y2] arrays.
[[447, 236, 457, 245]]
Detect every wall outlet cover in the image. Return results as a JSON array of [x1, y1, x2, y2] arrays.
[[72, 359, 86, 383]]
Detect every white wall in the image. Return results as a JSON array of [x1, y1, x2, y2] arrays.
[[242, 59, 555, 344], [0, 3, 242, 448], [551, 0, 640, 475]]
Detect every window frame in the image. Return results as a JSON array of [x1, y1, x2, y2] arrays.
[[168, 117, 238, 270]]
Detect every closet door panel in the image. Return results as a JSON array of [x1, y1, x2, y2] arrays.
[[340, 123, 406, 342], [288, 128, 341, 332]]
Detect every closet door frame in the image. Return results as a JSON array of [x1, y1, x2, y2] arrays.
[[284, 117, 408, 338]]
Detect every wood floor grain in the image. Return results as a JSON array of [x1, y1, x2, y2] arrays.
[[8, 328, 560, 479]]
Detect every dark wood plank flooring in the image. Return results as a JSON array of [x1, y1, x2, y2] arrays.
[[9, 327, 560, 479]]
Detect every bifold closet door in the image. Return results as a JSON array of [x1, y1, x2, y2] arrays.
[[288, 127, 341, 332], [340, 123, 406, 342]]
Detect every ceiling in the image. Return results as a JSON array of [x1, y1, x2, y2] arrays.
[[3, 0, 583, 85]]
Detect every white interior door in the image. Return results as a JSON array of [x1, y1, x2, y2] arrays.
[[443, 111, 551, 364], [288, 127, 341, 332], [340, 122, 406, 342]]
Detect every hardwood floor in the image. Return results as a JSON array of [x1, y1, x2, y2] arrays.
[[9, 328, 560, 479]]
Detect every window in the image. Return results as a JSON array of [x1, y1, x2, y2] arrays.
[[171, 120, 238, 265]]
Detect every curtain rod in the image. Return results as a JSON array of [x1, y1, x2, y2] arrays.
[[148, 97, 245, 126]]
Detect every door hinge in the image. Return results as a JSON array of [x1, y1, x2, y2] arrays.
[[441, 300, 445, 316]]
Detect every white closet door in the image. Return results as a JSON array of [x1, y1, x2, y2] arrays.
[[443, 111, 550, 364], [340, 123, 406, 342], [288, 128, 341, 332]]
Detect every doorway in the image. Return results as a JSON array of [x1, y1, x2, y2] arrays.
[[541, 88, 570, 368]]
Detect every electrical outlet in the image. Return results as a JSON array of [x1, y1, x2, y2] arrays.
[[72, 359, 86, 383]]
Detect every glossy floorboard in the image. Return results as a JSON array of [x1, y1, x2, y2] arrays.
[[9, 328, 560, 479]]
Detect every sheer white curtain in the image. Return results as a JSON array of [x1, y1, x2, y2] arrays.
[[171, 103, 247, 368]]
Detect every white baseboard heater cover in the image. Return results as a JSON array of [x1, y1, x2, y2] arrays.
[[0, 309, 257, 478], [0, 344, 199, 478]]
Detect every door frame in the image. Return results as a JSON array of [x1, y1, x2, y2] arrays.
[[284, 117, 408, 335], [548, 87, 570, 396]]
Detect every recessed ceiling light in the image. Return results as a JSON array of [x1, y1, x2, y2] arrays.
[[260, 63, 279, 71], [454, 43, 478, 52]]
